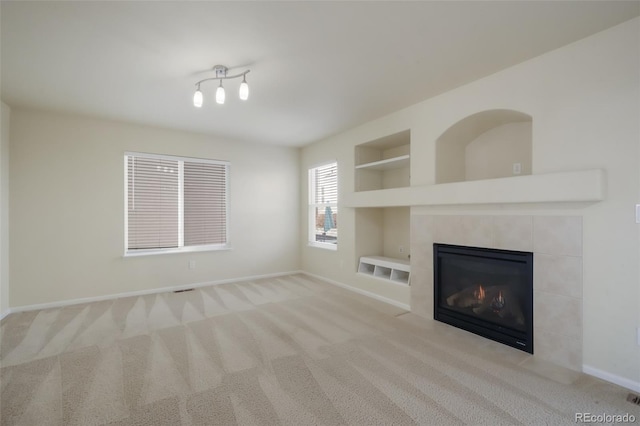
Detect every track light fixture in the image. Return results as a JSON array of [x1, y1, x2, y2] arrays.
[[193, 65, 250, 107]]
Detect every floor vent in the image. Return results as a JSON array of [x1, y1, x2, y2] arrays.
[[173, 288, 195, 293], [628, 393, 640, 406]]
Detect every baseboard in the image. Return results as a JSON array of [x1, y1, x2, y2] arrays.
[[583, 364, 640, 393], [0, 308, 11, 321], [301, 271, 411, 311], [9, 270, 303, 313]]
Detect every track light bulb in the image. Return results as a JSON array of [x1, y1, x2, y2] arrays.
[[216, 80, 225, 104], [193, 85, 203, 107], [239, 76, 249, 101]]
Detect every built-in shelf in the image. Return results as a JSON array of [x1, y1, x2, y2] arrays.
[[355, 155, 410, 171], [355, 130, 411, 192], [344, 169, 605, 208], [358, 256, 411, 286]]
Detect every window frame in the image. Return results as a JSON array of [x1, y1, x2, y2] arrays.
[[308, 161, 338, 251], [124, 151, 230, 257]]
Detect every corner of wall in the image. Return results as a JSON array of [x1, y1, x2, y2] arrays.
[[1, 101, 11, 316]]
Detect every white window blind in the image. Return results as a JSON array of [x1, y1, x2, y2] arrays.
[[127, 156, 179, 250], [125, 152, 229, 254], [184, 161, 227, 246], [309, 162, 338, 248]]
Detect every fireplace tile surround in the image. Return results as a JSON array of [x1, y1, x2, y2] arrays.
[[410, 214, 583, 371]]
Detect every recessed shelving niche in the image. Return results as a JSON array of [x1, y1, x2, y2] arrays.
[[436, 109, 532, 184], [355, 130, 410, 192], [353, 131, 411, 288], [354, 206, 411, 285]]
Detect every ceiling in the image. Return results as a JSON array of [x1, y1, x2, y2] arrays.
[[2, 1, 639, 147]]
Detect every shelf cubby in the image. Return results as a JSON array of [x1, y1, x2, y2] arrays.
[[358, 256, 411, 286], [355, 130, 410, 192]]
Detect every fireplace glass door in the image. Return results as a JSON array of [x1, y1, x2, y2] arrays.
[[434, 244, 533, 353]]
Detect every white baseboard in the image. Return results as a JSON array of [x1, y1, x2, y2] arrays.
[[583, 364, 640, 393], [0, 308, 11, 321], [9, 270, 303, 314], [301, 271, 411, 311]]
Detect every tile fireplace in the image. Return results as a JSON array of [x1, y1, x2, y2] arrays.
[[411, 214, 583, 370]]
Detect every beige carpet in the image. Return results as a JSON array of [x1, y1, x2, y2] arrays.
[[1, 273, 638, 425]]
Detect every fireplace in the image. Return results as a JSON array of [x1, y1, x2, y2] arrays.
[[434, 243, 533, 353]]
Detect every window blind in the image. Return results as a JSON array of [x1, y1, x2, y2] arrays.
[[312, 163, 338, 204], [184, 161, 227, 246], [127, 156, 179, 250], [125, 153, 229, 253]]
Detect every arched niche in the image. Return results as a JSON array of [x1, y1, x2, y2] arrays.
[[435, 109, 532, 184]]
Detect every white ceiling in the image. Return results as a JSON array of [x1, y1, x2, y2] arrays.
[[2, 1, 639, 147]]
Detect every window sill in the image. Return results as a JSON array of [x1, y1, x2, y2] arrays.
[[124, 244, 232, 258], [308, 242, 338, 251]]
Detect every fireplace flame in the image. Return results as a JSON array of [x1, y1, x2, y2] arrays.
[[474, 285, 486, 302], [491, 290, 506, 312]]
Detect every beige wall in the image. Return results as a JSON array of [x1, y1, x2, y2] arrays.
[[435, 133, 466, 184], [465, 122, 532, 181], [300, 18, 640, 385], [9, 109, 300, 307], [0, 102, 10, 316], [382, 207, 410, 259]]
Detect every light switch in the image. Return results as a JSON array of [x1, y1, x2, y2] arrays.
[[636, 204, 640, 224]]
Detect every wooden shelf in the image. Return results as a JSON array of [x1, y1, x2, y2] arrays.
[[356, 155, 410, 171], [358, 256, 411, 286]]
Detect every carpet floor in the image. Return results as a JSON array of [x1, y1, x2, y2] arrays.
[[1, 273, 638, 425]]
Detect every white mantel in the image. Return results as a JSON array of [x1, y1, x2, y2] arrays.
[[344, 169, 605, 208]]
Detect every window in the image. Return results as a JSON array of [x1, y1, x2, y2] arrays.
[[308, 162, 338, 249], [125, 152, 229, 255]]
